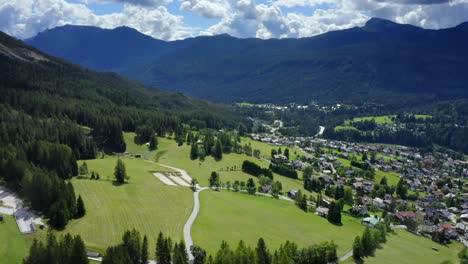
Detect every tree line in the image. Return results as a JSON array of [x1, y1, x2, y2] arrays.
[[23, 229, 338, 264]]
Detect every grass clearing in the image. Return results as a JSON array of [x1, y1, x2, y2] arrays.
[[240, 137, 302, 161], [192, 190, 365, 256], [123, 132, 150, 154], [415, 114, 433, 119], [335, 126, 361, 132], [344, 230, 463, 264], [351, 115, 396, 125], [0, 215, 45, 264], [66, 156, 193, 257], [154, 138, 311, 195]]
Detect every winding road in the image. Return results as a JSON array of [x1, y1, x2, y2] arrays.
[[183, 187, 209, 260], [152, 161, 352, 262]]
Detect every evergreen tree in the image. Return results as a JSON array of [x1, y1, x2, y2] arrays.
[[256, 238, 271, 264], [103, 245, 132, 264], [114, 158, 128, 184], [380, 176, 388, 185], [70, 235, 89, 264], [284, 148, 289, 160], [352, 236, 363, 260], [298, 195, 308, 212], [156, 232, 172, 264], [75, 195, 86, 218], [213, 140, 223, 161], [247, 178, 256, 195], [327, 201, 342, 224], [141, 235, 149, 264], [149, 134, 158, 150], [79, 162, 88, 175], [361, 227, 375, 256], [362, 152, 368, 161], [271, 149, 277, 158], [122, 229, 141, 264], [191, 245, 207, 264], [190, 143, 199, 160], [209, 172, 220, 188], [173, 241, 189, 264]]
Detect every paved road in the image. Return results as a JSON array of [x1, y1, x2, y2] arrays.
[[184, 187, 209, 260], [316, 126, 325, 137], [338, 250, 353, 262]]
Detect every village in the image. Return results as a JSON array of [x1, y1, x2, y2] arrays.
[[249, 132, 468, 247]]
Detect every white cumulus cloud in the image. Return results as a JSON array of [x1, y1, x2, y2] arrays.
[[0, 0, 193, 40]]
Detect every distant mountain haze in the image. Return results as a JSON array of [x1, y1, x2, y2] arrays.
[[26, 18, 468, 104]]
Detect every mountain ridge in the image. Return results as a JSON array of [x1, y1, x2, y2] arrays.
[[26, 18, 468, 104]]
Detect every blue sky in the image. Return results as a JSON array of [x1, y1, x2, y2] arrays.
[[1, 0, 467, 40]]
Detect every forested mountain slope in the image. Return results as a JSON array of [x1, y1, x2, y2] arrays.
[[27, 18, 468, 104], [0, 31, 243, 228]]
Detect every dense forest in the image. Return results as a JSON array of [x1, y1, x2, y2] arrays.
[[0, 31, 246, 228]]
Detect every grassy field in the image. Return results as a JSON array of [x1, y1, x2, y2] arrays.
[[415, 114, 433, 119], [350, 115, 396, 125], [66, 156, 193, 256], [240, 137, 302, 161], [192, 190, 365, 256], [337, 157, 400, 187], [123, 132, 150, 154], [154, 138, 311, 194], [335, 125, 361, 132], [0, 215, 45, 264], [343, 230, 463, 264]]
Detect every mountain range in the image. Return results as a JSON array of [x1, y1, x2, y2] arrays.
[[26, 18, 468, 104]]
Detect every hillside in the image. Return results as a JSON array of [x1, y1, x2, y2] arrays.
[[0, 30, 243, 231], [26, 18, 468, 104], [0, 31, 242, 131]]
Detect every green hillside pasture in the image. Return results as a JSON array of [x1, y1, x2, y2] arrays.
[[352, 115, 396, 124], [154, 138, 311, 194], [0, 215, 45, 264], [344, 229, 463, 264], [65, 156, 193, 256], [337, 157, 400, 187], [123, 132, 150, 154], [240, 137, 302, 161], [192, 190, 365, 257]]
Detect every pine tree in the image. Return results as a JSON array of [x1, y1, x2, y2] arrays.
[[149, 134, 158, 150], [299, 195, 308, 212], [380, 176, 388, 185], [76, 195, 86, 218], [156, 232, 171, 264], [173, 241, 189, 264], [213, 140, 223, 161], [70, 235, 89, 264], [361, 227, 374, 256], [352, 236, 363, 260], [247, 178, 256, 195], [122, 229, 141, 264], [284, 148, 289, 160], [256, 238, 271, 264], [191, 245, 207, 264], [141, 235, 149, 264], [190, 143, 199, 160], [114, 158, 127, 183], [209, 172, 220, 187]]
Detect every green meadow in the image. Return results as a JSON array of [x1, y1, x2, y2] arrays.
[[154, 137, 311, 194], [0, 215, 45, 264], [344, 229, 463, 264], [66, 156, 193, 256], [192, 190, 365, 257]]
